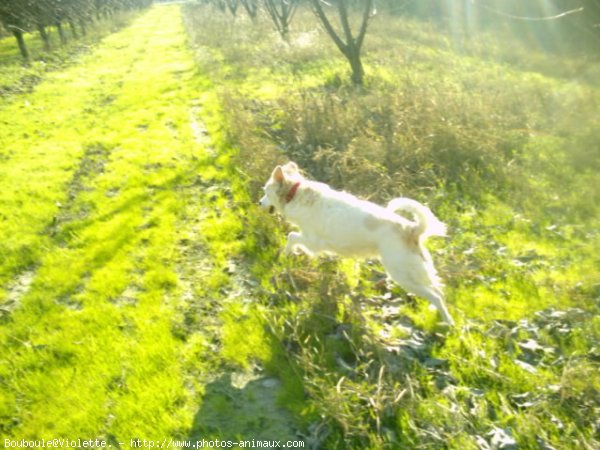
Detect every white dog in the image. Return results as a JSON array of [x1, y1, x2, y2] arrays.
[[259, 162, 454, 325]]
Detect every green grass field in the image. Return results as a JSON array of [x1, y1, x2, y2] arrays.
[[1, 3, 599, 449]]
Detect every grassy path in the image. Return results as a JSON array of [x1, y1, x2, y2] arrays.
[[0, 5, 297, 442]]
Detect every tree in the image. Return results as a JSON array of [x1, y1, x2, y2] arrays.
[[0, 0, 152, 61], [23, 0, 54, 52], [240, 0, 258, 20], [226, 0, 239, 16], [311, 0, 375, 85], [0, 0, 31, 60], [264, 0, 299, 40]]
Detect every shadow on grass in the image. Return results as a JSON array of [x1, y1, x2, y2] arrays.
[[187, 372, 302, 446]]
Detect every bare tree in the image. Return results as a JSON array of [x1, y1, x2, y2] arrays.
[[213, 0, 227, 13], [264, 0, 299, 40], [226, 0, 239, 16], [240, 0, 258, 20], [0, 0, 152, 61], [0, 0, 31, 60], [28, 1, 54, 52], [311, 0, 375, 85]]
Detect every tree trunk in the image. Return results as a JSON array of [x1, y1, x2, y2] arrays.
[[80, 19, 87, 37], [264, 0, 299, 41], [281, 22, 290, 41], [56, 22, 67, 45], [241, 0, 257, 20], [13, 30, 29, 61], [69, 20, 79, 39], [38, 25, 52, 52], [348, 49, 364, 85], [311, 0, 373, 85]]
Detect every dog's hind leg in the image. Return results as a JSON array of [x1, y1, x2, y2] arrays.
[[407, 284, 454, 326], [380, 251, 454, 325]]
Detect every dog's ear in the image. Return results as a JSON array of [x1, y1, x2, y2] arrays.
[[272, 166, 285, 183], [283, 161, 298, 173]]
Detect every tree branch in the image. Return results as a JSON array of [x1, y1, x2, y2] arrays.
[[478, 3, 584, 22], [338, 0, 355, 50], [356, 0, 373, 51], [312, 0, 348, 55]]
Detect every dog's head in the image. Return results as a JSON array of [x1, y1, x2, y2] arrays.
[[259, 162, 302, 214]]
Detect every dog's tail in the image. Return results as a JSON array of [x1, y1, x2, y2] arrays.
[[387, 197, 447, 238]]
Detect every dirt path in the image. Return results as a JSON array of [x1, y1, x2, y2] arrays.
[[0, 5, 301, 444]]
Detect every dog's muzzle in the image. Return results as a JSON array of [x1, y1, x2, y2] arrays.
[[259, 196, 276, 214]]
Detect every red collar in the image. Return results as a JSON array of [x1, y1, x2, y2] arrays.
[[286, 182, 301, 203]]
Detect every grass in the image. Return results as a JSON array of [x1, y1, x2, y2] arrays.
[[2, 4, 221, 440], [0, 2, 598, 449], [183, 4, 600, 449], [1, 5, 302, 443]]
